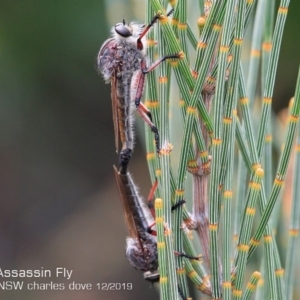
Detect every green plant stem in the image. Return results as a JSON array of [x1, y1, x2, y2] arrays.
[[246, 0, 266, 108], [155, 198, 169, 299], [249, 65, 300, 259], [284, 123, 300, 300], [236, 67, 280, 299], [208, 0, 237, 298], [242, 272, 261, 300], [182, 225, 211, 295], [145, 1, 161, 196], [256, 0, 291, 160]]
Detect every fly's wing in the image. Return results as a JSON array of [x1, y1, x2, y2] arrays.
[[97, 38, 119, 152], [113, 166, 140, 242]]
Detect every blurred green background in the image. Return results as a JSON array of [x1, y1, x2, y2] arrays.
[[0, 1, 157, 299], [0, 0, 299, 299]]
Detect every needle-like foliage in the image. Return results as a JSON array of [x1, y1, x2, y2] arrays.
[[100, 0, 300, 298], [143, 0, 300, 299]]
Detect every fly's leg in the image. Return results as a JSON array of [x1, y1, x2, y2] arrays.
[[133, 54, 180, 154], [136, 101, 160, 154], [132, 68, 160, 153], [178, 285, 188, 300], [137, 8, 174, 50], [171, 199, 186, 211], [141, 54, 181, 75], [174, 251, 203, 261], [146, 178, 158, 219]]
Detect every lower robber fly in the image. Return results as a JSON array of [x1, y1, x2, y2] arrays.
[[97, 10, 179, 169], [113, 165, 202, 283], [113, 165, 159, 282]]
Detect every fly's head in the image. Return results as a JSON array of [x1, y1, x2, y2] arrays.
[[125, 233, 158, 274], [112, 19, 145, 50], [114, 18, 133, 38]]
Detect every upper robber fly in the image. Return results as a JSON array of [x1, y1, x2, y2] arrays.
[[97, 11, 179, 171]]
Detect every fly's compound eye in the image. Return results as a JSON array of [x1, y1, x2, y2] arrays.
[[115, 22, 133, 37]]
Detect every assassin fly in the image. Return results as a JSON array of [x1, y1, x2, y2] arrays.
[[97, 10, 179, 170]]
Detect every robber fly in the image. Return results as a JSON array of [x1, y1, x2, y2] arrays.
[[113, 165, 159, 282], [113, 165, 202, 284], [97, 11, 178, 170]]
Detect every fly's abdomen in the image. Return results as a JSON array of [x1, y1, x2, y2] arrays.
[[116, 75, 134, 152], [118, 171, 149, 233]]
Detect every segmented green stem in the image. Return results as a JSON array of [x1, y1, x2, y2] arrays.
[[145, 1, 161, 195], [237, 68, 279, 300], [207, 45, 224, 300], [155, 198, 169, 299], [242, 272, 261, 300], [233, 151, 248, 244], [256, 0, 291, 160], [222, 114, 236, 300], [157, 9, 179, 299], [182, 224, 211, 294], [233, 168, 264, 300], [176, 0, 189, 64], [285, 118, 300, 300], [249, 66, 300, 260], [209, 0, 237, 298], [246, 0, 266, 108]]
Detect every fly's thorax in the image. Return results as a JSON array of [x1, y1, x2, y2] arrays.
[[97, 40, 143, 82], [115, 40, 145, 75]]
